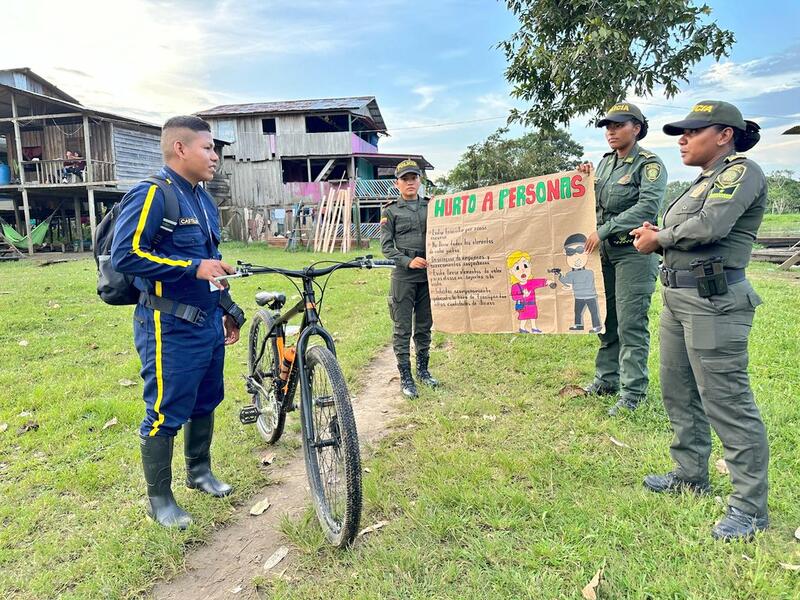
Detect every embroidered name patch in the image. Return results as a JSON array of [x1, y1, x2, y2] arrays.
[[179, 217, 200, 226], [617, 174, 632, 185]]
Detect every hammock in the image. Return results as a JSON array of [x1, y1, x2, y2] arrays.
[[1, 207, 60, 248]]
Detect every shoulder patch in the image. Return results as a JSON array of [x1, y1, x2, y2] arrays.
[[644, 163, 662, 182], [380, 216, 389, 226], [717, 164, 747, 187], [707, 184, 739, 200], [725, 154, 747, 163]]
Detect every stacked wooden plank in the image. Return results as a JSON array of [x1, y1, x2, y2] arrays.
[[312, 184, 353, 253]]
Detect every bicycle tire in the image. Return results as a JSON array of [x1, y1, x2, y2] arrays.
[[301, 345, 362, 547], [248, 309, 286, 444]]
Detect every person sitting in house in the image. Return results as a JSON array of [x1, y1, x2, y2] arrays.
[[62, 151, 85, 182]]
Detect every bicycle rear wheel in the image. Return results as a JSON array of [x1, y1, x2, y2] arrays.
[[301, 345, 362, 547], [248, 309, 286, 444]]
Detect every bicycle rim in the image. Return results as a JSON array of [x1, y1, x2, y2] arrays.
[[302, 345, 362, 547]]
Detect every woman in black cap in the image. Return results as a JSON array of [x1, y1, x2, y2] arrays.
[[577, 101, 667, 416], [631, 101, 768, 542]]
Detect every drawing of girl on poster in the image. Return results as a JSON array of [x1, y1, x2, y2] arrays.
[[507, 250, 552, 333]]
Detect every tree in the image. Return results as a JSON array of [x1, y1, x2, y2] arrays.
[[499, 0, 735, 129], [437, 127, 583, 192], [766, 170, 800, 214]]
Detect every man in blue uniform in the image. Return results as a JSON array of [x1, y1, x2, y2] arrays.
[[112, 116, 243, 529]]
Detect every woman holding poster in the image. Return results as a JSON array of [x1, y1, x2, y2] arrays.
[[578, 101, 667, 416]]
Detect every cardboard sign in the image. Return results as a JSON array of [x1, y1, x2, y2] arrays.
[[426, 170, 605, 334]]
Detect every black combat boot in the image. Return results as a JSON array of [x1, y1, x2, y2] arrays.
[[608, 395, 645, 416], [643, 471, 711, 495], [398, 364, 418, 398], [582, 379, 619, 396], [141, 435, 193, 529], [184, 413, 233, 498], [416, 352, 439, 388], [711, 506, 768, 541]]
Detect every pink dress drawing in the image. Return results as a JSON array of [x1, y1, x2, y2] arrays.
[[511, 278, 548, 320]]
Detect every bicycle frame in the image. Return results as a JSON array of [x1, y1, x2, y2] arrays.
[[263, 276, 335, 442]]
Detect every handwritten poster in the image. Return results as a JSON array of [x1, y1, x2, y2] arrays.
[[426, 170, 606, 334]]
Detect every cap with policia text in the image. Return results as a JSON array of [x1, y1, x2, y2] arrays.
[[596, 101, 648, 139], [395, 159, 422, 178], [662, 100, 761, 151], [596, 101, 645, 127]]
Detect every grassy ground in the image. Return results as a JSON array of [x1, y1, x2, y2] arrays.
[[264, 261, 800, 600], [0, 243, 393, 599], [2, 248, 798, 599], [759, 213, 800, 235]]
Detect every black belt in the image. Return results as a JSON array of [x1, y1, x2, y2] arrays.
[[397, 247, 426, 259], [659, 267, 745, 289], [139, 291, 207, 325]]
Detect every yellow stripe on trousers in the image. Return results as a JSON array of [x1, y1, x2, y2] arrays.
[[132, 184, 192, 267], [149, 281, 166, 436]]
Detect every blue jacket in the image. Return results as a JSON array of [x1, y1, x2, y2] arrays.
[[111, 166, 223, 312]]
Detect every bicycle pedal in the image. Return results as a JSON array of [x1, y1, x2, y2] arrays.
[[239, 405, 261, 424]]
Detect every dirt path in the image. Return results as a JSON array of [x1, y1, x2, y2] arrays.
[[151, 345, 403, 600]]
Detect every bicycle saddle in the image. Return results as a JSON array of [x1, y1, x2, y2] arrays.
[[255, 291, 286, 308]]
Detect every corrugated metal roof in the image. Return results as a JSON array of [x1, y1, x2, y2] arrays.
[[196, 96, 387, 132]]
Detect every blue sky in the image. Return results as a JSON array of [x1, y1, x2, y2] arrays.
[[10, 0, 800, 181]]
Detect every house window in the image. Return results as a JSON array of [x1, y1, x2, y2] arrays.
[[282, 159, 308, 183], [261, 118, 276, 134], [305, 114, 349, 133]]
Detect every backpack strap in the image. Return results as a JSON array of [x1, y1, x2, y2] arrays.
[[142, 175, 180, 246]]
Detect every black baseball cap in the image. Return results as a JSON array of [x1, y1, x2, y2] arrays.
[[395, 159, 422, 178]]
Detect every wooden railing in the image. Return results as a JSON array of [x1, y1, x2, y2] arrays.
[[17, 159, 116, 185]]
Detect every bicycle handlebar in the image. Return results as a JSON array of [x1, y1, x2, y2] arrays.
[[219, 256, 396, 281]]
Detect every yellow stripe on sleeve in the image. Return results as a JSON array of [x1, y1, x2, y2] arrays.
[[132, 184, 192, 267]]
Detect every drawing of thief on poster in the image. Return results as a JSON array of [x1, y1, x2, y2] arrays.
[[426, 170, 606, 334]]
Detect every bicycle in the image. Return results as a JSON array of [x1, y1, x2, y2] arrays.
[[227, 255, 394, 547]]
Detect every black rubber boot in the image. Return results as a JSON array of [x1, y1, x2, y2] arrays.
[[184, 413, 233, 498], [398, 365, 418, 398], [643, 471, 711, 495], [140, 435, 193, 529], [416, 352, 439, 388], [711, 506, 768, 541]]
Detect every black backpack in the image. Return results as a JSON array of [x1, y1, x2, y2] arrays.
[[94, 175, 180, 305]]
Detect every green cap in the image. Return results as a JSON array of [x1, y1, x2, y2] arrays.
[[662, 100, 748, 135], [395, 159, 422, 178], [596, 101, 645, 127]]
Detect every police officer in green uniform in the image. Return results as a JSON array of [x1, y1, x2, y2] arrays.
[[631, 101, 768, 541], [381, 159, 438, 398], [579, 102, 667, 416]]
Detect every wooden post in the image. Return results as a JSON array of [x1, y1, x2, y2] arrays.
[[351, 156, 362, 249], [10, 91, 33, 254], [73, 196, 82, 252], [12, 196, 23, 231], [60, 204, 71, 246], [87, 188, 97, 249], [82, 114, 93, 183]]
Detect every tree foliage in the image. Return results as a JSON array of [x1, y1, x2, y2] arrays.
[[434, 127, 583, 192], [661, 172, 800, 216], [499, 0, 735, 129]]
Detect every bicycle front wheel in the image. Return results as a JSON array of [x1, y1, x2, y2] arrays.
[[248, 309, 286, 444], [301, 345, 362, 547]]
